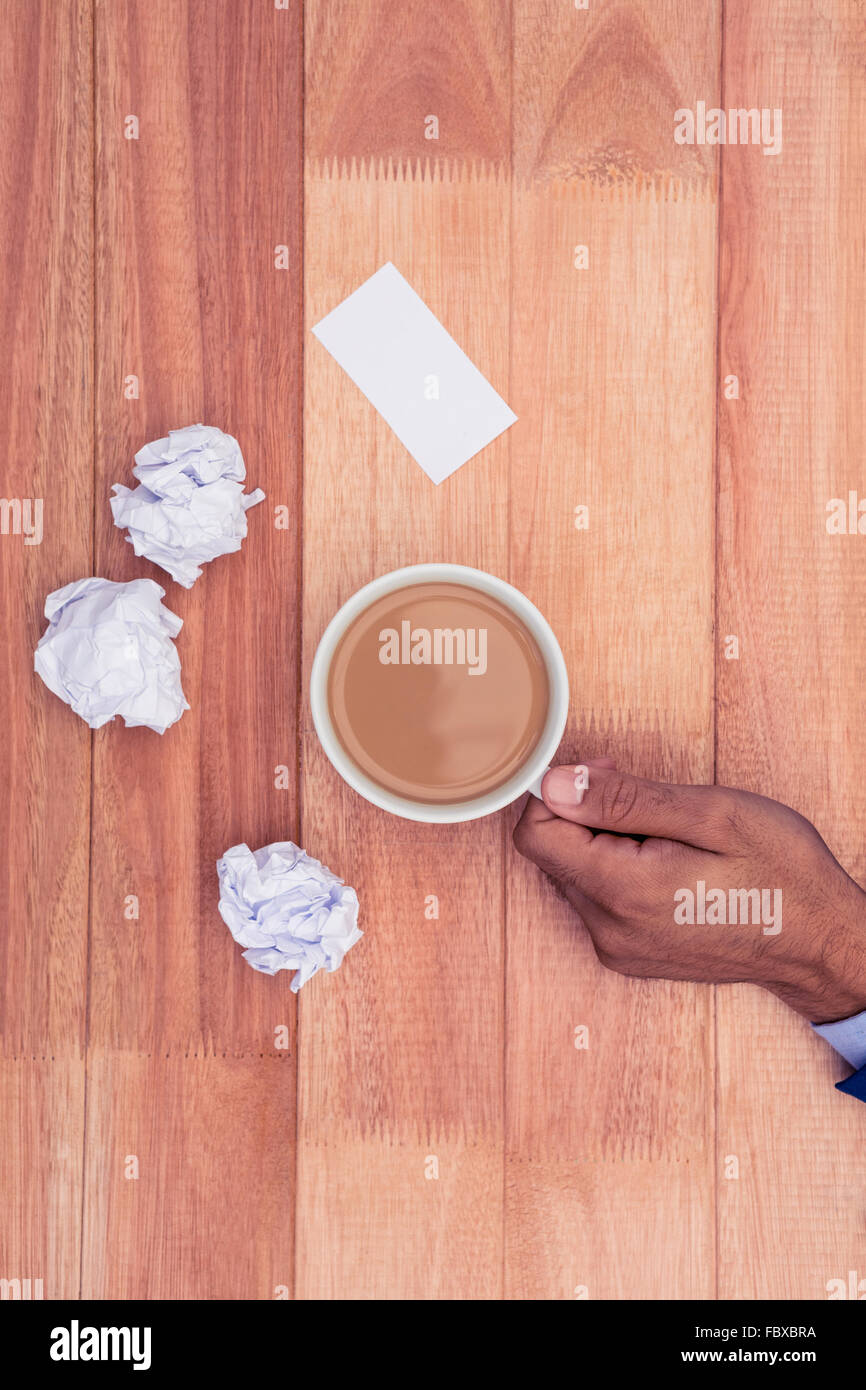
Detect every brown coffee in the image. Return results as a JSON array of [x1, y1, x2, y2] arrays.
[[326, 582, 549, 803]]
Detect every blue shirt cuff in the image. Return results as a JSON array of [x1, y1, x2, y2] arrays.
[[812, 1009, 866, 1070]]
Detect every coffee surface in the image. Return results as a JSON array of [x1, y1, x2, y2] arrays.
[[327, 582, 549, 803]]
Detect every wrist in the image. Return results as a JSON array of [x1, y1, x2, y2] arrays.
[[768, 918, 866, 1023]]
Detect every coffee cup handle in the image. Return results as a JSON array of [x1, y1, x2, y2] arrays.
[[526, 767, 550, 800]]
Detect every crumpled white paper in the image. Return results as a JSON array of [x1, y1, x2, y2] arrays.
[[34, 577, 189, 733], [110, 423, 265, 588], [217, 841, 362, 991]]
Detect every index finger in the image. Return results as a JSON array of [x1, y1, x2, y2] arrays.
[[513, 792, 643, 906]]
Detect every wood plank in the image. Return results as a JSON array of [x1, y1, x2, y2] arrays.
[[0, 1060, 85, 1299], [506, 0, 720, 1299], [716, 0, 866, 1298], [305, 0, 510, 169], [87, 0, 302, 1297], [80, 1055, 294, 1299], [300, 0, 511, 1299], [0, 0, 92, 1297], [0, 0, 93, 1057]]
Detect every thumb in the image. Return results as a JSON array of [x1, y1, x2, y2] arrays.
[[540, 763, 736, 851]]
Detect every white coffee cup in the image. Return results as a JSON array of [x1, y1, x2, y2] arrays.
[[310, 563, 569, 823]]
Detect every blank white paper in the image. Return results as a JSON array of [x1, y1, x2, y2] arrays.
[[312, 261, 517, 485]]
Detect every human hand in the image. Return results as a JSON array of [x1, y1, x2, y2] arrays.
[[512, 759, 866, 1023]]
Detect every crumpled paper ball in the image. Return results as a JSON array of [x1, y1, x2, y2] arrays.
[[217, 841, 362, 991], [34, 577, 189, 733], [110, 422, 265, 588]]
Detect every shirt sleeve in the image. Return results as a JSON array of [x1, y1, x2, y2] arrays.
[[811, 1009, 866, 1070]]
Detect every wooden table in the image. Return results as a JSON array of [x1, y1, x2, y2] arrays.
[[1, 0, 864, 1300]]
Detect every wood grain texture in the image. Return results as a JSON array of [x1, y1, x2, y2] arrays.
[[514, 0, 718, 185], [300, 0, 511, 1298], [0, 1059, 86, 1298], [81, 1055, 294, 1299], [0, 0, 92, 1297], [85, 0, 302, 1297], [305, 0, 510, 169], [716, 0, 866, 1298], [506, 0, 720, 1298], [0, 0, 93, 1057]]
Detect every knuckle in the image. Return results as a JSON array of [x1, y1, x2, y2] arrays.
[[512, 822, 569, 884], [600, 775, 640, 826], [513, 822, 551, 869]]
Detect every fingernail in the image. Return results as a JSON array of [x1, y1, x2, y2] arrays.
[[544, 765, 589, 808]]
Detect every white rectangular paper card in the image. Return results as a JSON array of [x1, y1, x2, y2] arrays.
[[312, 261, 517, 484]]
